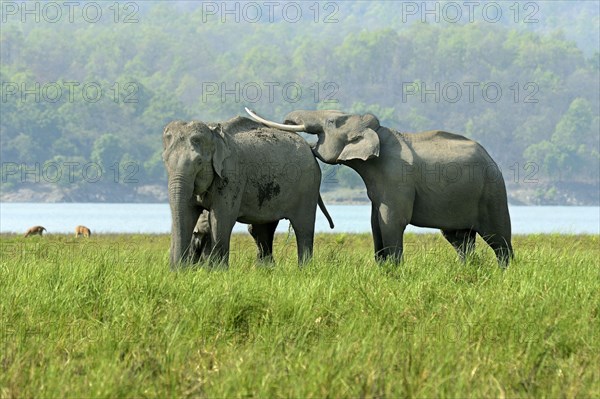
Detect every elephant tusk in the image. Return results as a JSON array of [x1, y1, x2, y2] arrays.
[[245, 107, 306, 132]]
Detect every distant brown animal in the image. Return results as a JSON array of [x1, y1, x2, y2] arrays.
[[75, 225, 91, 237], [24, 226, 46, 237]]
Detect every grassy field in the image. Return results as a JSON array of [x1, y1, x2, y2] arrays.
[[0, 232, 598, 398]]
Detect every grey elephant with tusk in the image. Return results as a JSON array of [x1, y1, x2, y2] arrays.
[[246, 107, 513, 267], [162, 116, 334, 268]]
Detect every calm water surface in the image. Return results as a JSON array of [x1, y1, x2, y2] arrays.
[[1, 203, 598, 235]]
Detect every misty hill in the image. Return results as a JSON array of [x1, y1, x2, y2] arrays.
[[1, 1, 598, 204]]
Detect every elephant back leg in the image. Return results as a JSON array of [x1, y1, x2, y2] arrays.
[[288, 208, 317, 266], [441, 229, 476, 262], [477, 215, 513, 267], [477, 186, 513, 267], [480, 232, 513, 267], [248, 221, 279, 262]]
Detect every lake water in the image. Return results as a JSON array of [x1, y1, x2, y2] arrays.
[[1, 203, 598, 235]]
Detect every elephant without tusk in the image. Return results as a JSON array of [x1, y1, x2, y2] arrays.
[[163, 116, 334, 268], [246, 108, 513, 267]]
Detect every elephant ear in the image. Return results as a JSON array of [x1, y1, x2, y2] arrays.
[[338, 113, 381, 161], [210, 124, 231, 178], [337, 128, 380, 161]]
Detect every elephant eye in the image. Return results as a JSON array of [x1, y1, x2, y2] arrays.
[[349, 135, 362, 143], [326, 118, 335, 127]]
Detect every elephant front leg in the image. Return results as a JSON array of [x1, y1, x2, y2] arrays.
[[208, 211, 236, 266], [371, 204, 385, 262], [376, 202, 411, 264]]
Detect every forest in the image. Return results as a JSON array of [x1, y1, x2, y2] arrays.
[[1, 1, 598, 204]]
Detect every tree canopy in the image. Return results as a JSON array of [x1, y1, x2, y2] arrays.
[[1, 1, 598, 202]]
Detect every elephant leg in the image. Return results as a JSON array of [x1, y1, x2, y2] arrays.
[[379, 225, 405, 263], [374, 192, 415, 263], [189, 235, 201, 263], [248, 221, 278, 262], [371, 204, 385, 262], [376, 202, 411, 264], [478, 210, 513, 268], [441, 229, 476, 262], [289, 214, 315, 266], [200, 234, 213, 258], [479, 231, 513, 268], [208, 212, 236, 266], [190, 233, 212, 264]]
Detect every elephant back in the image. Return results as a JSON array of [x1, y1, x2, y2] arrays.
[[230, 127, 320, 180], [217, 116, 318, 167], [218, 116, 263, 135]]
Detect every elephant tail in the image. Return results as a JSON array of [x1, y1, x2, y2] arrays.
[[318, 195, 334, 229]]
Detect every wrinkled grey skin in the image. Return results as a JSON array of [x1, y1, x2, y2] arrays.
[[162, 116, 333, 268], [251, 109, 513, 266]]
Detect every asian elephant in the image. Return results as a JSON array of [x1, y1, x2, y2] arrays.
[[162, 116, 334, 268], [190, 210, 213, 263], [246, 108, 513, 267]]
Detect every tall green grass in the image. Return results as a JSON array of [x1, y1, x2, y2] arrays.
[[1, 233, 598, 397]]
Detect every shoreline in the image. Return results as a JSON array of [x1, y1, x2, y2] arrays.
[[2, 182, 598, 206]]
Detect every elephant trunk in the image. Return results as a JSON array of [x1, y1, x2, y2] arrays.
[[168, 175, 198, 268], [283, 110, 343, 133]]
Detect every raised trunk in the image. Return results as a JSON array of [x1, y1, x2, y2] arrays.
[[168, 177, 200, 268]]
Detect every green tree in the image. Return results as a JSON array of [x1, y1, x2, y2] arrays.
[[91, 134, 125, 171], [524, 98, 598, 181]]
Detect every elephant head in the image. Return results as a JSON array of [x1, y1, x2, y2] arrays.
[[245, 108, 380, 164], [162, 120, 230, 266]]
